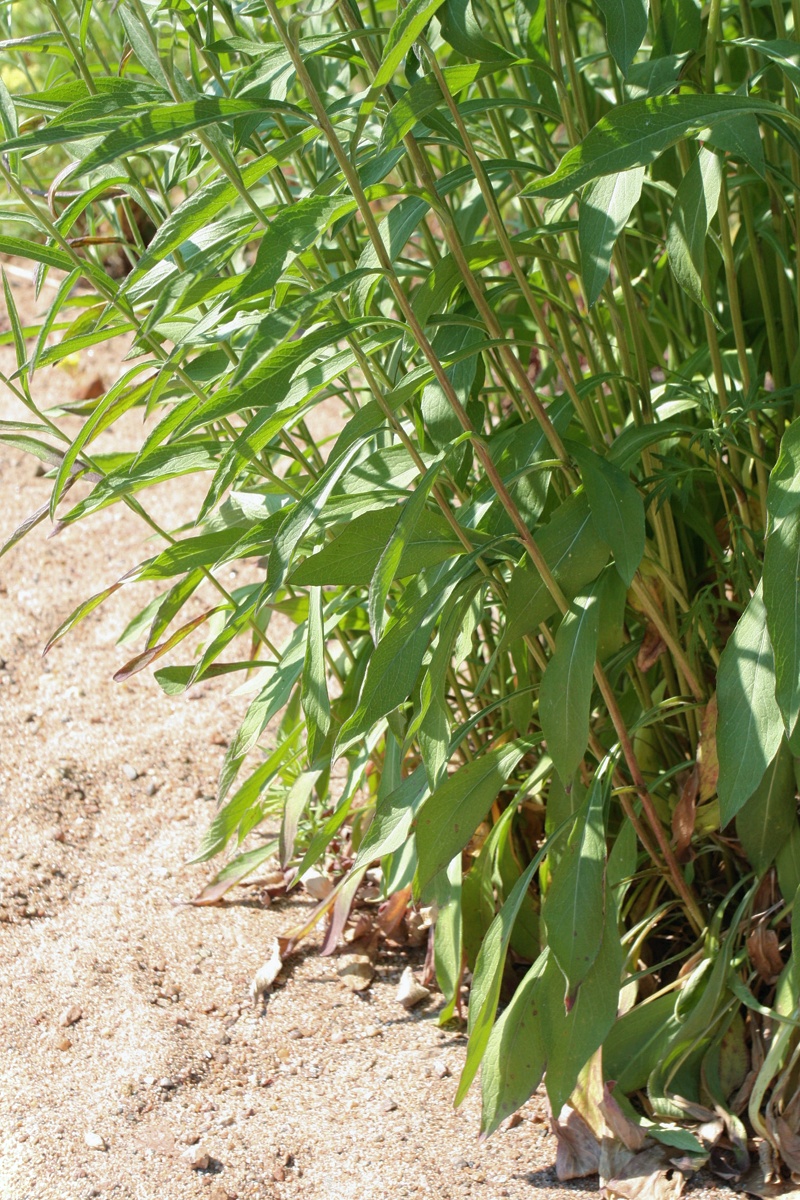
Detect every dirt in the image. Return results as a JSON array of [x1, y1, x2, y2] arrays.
[[0, 261, 737, 1200]]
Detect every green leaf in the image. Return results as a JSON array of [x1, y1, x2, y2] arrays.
[[737, 38, 800, 93], [368, 450, 452, 642], [522, 94, 779, 199], [374, 0, 447, 90], [0, 237, 73, 272], [434, 855, 465, 1023], [302, 588, 331, 765], [381, 64, 482, 150], [579, 167, 645, 307], [539, 588, 599, 782], [353, 765, 428, 867], [769, 417, 800, 520], [232, 194, 358, 303], [67, 98, 310, 174], [604, 991, 680, 1092], [736, 739, 796, 876], [280, 770, 323, 867], [127, 137, 316, 282], [596, 0, 649, 76], [717, 582, 784, 825], [336, 562, 473, 754], [777, 826, 800, 904], [571, 444, 645, 585], [540, 893, 623, 1112], [439, 0, 515, 63], [542, 773, 607, 1002], [504, 495, 610, 646], [191, 730, 304, 863], [666, 147, 722, 306], [415, 740, 529, 894], [456, 833, 556, 1106], [764, 509, 800, 735], [191, 841, 280, 906], [292, 506, 462, 586], [480, 951, 549, 1135], [43, 582, 123, 654], [267, 439, 367, 594]]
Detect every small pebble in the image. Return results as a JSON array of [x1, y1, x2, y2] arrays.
[[183, 1145, 210, 1170], [84, 1131, 107, 1151], [383, 1097, 398, 1113], [272, 1167, 286, 1182], [122, 763, 138, 781], [56, 1036, 72, 1051], [145, 782, 157, 797], [59, 1004, 82, 1028], [433, 1060, 451, 1079]]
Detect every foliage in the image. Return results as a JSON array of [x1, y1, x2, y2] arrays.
[[5, 0, 800, 1185]]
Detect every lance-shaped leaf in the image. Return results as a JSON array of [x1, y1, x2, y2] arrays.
[[232, 194, 358, 304], [736, 739, 796, 876], [480, 950, 549, 1135], [579, 166, 645, 306], [571, 443, 645, 585], [542, 774, 607, 1003], [414, 739, 529, 893], [764, 509, 800, 736], [302, 588, 331, 765], [539, 588, 600, 783], [456, 830, 558, 1106], [596, 0, 649, 76], [368, 448, 452, 642], [504, 494, 610, 647], [667, 146, 722, 306], [266, 438, 367, 595], [769, 417, 800, 519], [717, 582, 784, 825], [522, 94, 779, 199]]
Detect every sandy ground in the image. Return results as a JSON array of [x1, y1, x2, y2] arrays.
[[0, 262, 738, 1200]]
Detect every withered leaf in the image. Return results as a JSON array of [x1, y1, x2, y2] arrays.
[[672, 767, 699, 863]]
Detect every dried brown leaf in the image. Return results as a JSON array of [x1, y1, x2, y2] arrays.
[[637, 623, 667, 672], [599, 1086, 648, 1152], [602, 1145, 686, 1199], [698, 696, 719, 801], [377, 886, 412, 937], [672, 767, 699, 863], [553, 1106, 601, 1181], [747, 926, 784, 985], [336, 954, 374, 993]]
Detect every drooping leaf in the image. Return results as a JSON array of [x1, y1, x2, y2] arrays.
[[736, 739, 796, 876], [578, 166, 645, 306], [764, 509, 800, 736], [571, 443, 645, 585], [480, 950, 549, 1135], [769, 417, 800, 519], [522, 94, 779, 199], [302, 588, 331, 765], [539, 587, 600, 782], [542, 773, 607, 1002], [666, 146, 722, 306], [415, 739, 530, 894], [595, 0, 649, 76], [717, 582, 784, 825], [504, 495, 610, 646]]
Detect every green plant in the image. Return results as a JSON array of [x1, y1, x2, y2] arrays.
[[6, 0, 800, 1188]]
